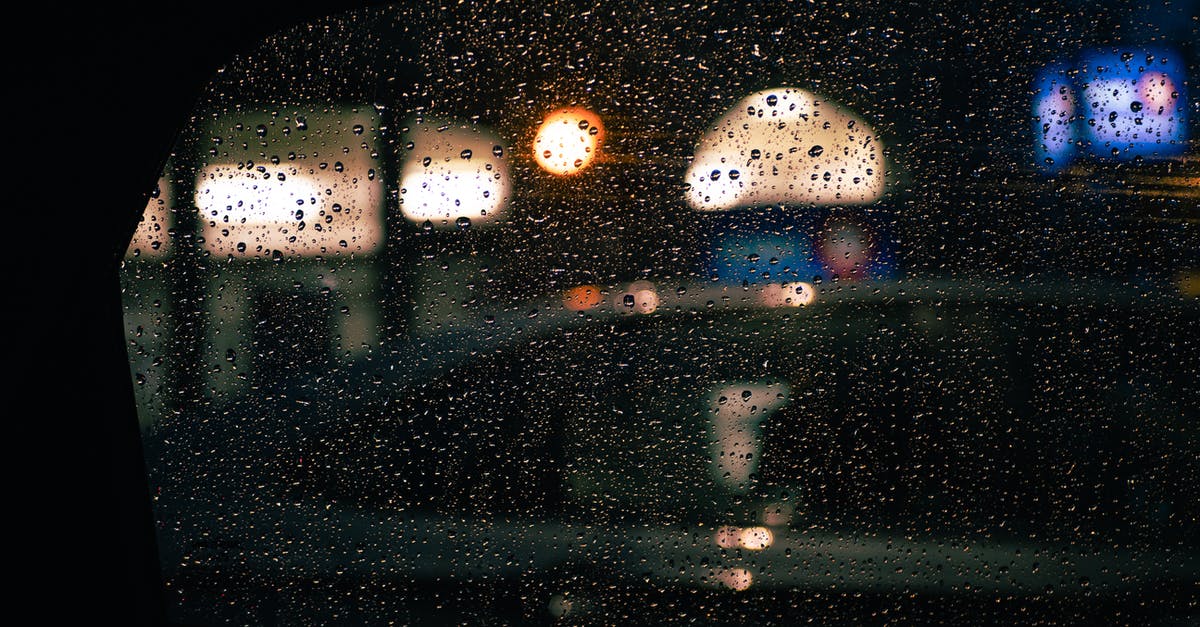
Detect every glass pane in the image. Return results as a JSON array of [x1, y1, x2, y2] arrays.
[[123, 2, 1199, 624]]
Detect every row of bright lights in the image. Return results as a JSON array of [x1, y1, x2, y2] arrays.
[[132, 88, 885, 258], [562, 280, 816, 314]]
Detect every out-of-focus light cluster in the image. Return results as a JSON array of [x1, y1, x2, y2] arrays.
[[714, 526, 774, 550], [758, 281, 816, 307]]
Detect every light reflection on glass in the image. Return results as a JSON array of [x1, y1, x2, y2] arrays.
[[738, 526, 773, 550], [126, 176, 172, 259], [758, 281, 816, 307], [399, 119, 511, 227], [686, 87, 884, 211]]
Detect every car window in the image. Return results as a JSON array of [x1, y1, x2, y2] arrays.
[[121, 2, 1198, 624]]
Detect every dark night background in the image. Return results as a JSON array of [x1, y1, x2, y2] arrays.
[[32, 1, 1196, 623]]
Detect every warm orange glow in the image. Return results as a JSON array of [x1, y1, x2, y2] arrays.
[[563, 285, 603, 311], [533, 107, 603, 175]]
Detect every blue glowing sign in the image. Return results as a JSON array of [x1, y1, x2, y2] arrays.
[[1032, 48, 1188, 172], [1080, 49, 1187, 161], [703, 212, 898, 284]]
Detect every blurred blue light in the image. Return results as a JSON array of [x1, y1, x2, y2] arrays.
[[1079, 48, 1187, 161], [1032, 64, 1078, 172], [703, 213, 899, 285]]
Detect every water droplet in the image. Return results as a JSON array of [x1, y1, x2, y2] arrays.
[[352, 124, 364, 135], [255, 124, 268, 137], [1129, 100, 1143, 112], [456, 216, 472, 230], [492, 145, 504, 158], [460, 149, 473, 160], [808, 145, 824, 157], [710, 169, 721, 181], [765, 94, 778, 106]]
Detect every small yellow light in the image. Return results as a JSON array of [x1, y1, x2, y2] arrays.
[[533, 107, 604, 176]]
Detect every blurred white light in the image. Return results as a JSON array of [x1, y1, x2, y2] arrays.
[[686, 87, 884, 210], [714, 526, 773, 550], [707, 382, 791, 492], [197, 111, 385, 258], [613, 280, 659, 314], [399, 119, 510, 227]]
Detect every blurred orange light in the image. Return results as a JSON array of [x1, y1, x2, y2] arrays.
[[563, 285, 603, 311], [738, 526, 773, 550], [1180, 269, 1199, 298], [533, 107, 603, 176]]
